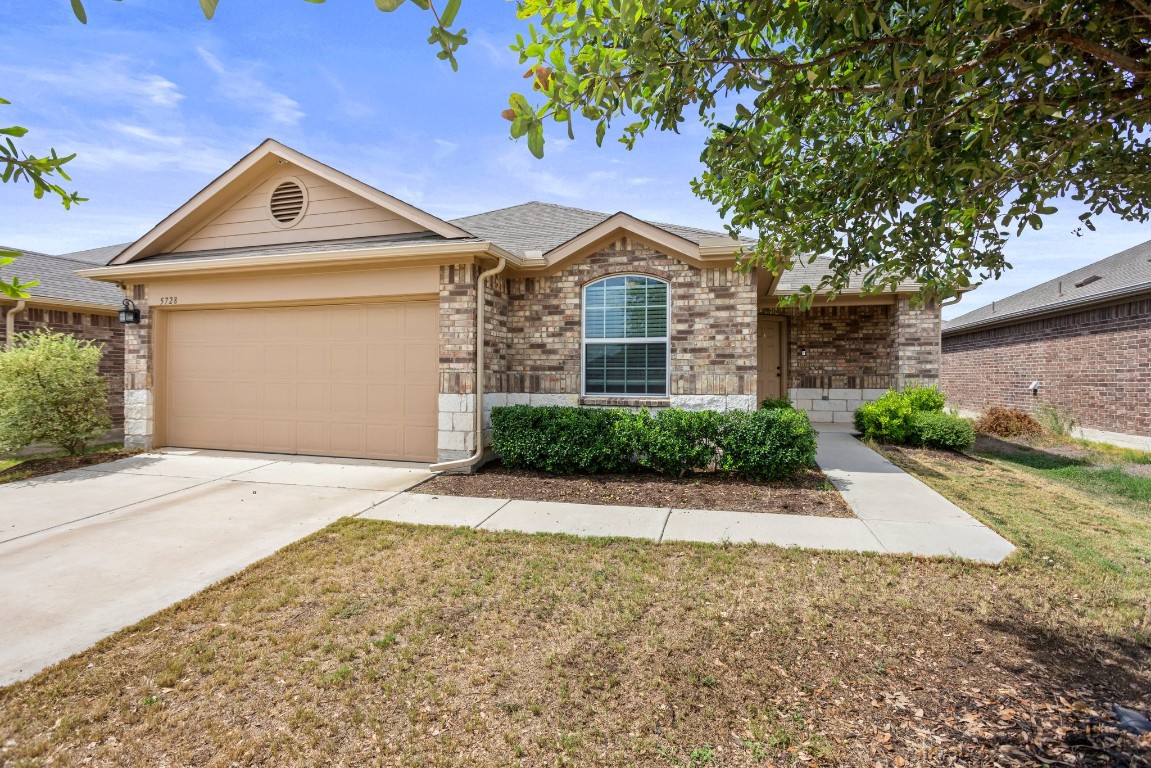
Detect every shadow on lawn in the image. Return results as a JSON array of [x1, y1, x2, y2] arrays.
[[972, 436, 1087, 470]]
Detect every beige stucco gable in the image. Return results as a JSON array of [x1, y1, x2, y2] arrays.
[[169, 166, 430, 253], [111, 139, 473, 265]]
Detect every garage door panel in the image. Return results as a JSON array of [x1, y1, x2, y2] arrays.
[[330, 423, 365, 454], [404, 383, 438, 416], [330, 383, 366, 417], [331, 346, 366, 376], [164, 301, 437, 461]]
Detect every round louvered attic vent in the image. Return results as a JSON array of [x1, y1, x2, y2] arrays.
[[268, 178, 308, 227]]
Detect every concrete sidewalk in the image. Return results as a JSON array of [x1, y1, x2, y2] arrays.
[[363, 426, 1015, 564]]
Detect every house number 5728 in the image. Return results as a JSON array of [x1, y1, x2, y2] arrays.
[[159, 297, 178, 305]]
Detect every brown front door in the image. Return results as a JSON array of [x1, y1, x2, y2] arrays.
[[757, 316, 785, 402]]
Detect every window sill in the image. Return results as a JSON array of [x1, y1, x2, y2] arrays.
[[579, 396, 671, 409]]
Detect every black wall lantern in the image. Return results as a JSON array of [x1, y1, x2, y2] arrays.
[[119, 298, 141, 324]]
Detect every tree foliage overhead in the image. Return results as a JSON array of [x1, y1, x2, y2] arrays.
[[507, 0, 1151, 301], [56, 0, 1151, 300]]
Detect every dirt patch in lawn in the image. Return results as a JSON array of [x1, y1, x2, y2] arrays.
[[0, 449, 137, 484], [415, 463, 853, 517]]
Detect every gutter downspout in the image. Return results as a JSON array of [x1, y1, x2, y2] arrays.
[[5, 300, 27, 350], [429, 256, 507, 473]]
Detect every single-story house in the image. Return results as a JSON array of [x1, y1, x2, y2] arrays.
[[942, 237, 1151, 447], [80, 140, 942, 467], [1, 245, 127, 432]]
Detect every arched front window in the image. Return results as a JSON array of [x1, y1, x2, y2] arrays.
[[582, 275, 669, 396]]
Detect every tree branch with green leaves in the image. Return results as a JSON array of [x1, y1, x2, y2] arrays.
[[505, 0, 1151, 302]]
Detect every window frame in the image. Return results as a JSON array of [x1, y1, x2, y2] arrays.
[[580, 273, 671, 398]]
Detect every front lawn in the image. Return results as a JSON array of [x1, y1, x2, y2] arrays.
[[1, 445, 1148, 766]]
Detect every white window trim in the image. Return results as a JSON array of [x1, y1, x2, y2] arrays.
[[580, 274, 671, 398]]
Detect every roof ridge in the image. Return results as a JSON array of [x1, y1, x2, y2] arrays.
[[449, 199, 611, 223], [0, 245, 53, 259]]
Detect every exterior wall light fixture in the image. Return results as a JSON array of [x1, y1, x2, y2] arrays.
[[119, 298, 141, 324]]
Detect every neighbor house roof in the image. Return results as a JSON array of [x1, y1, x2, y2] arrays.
[[943, 237, 1151, 334], [0, 247, 124, 309], [57, 243, 131, 266]]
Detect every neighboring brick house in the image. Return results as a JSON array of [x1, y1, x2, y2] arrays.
[[79, 140, 942, 467], [942, 238, 1151, 447], [0, 245, 128, 432]]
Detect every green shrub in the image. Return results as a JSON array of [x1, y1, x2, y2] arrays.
[[908, 411, 975, 451], [759, 396, 794, 411], [853, 391, 915, 443], [719, 408, 818, 481], [901, 385, 946, 413], [490, 405, 632, 474], [633, 408, 722, 478], [853, 385, 950, 443], [0, 330, 112, 456], [1035, 403, 1078, 438], [491, 404, 818, 480]]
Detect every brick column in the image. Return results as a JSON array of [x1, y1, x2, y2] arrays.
[[891, 297, 941, 389], [438, 264, 478, 461], [123, 284, 154, 450]]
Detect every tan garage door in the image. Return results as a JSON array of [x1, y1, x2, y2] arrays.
[[163, 302, 438, 461]]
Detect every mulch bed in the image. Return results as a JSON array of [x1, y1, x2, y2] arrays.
[[414, 463, 853, 517], [0, 450, 137, 484]]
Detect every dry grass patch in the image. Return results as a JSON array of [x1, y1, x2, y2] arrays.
[[1, 446, 1149, 767]]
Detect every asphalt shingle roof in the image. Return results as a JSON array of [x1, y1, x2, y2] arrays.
[[137, 231, 459, 264], [772, 255, 922, 295], [449, 201, 734, 257], [57, 243, 131, 266], [943, 237, 1151, 334], [0, 247, 123, 307]]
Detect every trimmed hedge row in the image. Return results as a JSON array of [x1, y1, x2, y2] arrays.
[[491, 405, 817, 480], [853, 386, 974, 451]]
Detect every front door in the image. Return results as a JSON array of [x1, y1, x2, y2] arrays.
[[757, 316, 785, 402]]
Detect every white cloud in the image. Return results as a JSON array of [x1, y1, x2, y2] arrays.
[[433, 139, 459, 159], [196, 47, 305, 126], [3, 59, 183, 108]]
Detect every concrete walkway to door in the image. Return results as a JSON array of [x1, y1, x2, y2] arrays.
[[0, 449, 430, 686]]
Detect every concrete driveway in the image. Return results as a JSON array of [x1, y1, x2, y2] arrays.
[[0, 449, 430, 686]]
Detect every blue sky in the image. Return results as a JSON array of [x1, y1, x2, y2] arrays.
[[2, 0, 1148, 320]]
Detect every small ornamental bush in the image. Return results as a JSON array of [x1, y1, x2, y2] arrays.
[[973, 406, 1044, 438], [0, 330, 112, 456], [901, 385, 946, 413], [908, 411, 976, 451], [719, 408, 818, 481], [853, 390, 917, 443], [759, 396, 794, 410], [631, 408, 723, 478], [853, 385, 948, 445], [490, 404, 817, 480], [490, 405, 632, 474]]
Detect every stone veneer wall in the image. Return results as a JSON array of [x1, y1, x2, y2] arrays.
[[122, 284, 153, 449], [941, 296, 1151, 438], [4, 306, 125, 430]]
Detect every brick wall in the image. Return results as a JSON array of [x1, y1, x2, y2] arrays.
[[774, 304, 895, 390], [892, 297, 942, 388], [3, 306, 125, 430], [941, 296, 1151, 437], [501, 237, 758, 402]]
